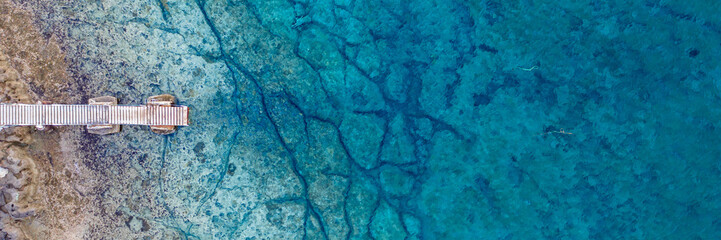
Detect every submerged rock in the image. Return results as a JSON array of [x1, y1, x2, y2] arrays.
[[340, 113, 385, 169], [0, 45, 39, 239], [370, 201, 406, 240], [346, 179, 378, 239], [379, 165, 414, 197], [6, 0, 721, 239]]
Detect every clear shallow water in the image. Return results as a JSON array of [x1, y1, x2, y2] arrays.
[[4, 0, 721, 239]]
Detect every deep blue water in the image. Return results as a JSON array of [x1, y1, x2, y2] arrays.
[[3, 0, 721, 239]]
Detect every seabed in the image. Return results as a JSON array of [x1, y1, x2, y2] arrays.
[[1, 0, 721, 239]]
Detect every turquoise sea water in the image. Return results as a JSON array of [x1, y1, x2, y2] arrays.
[[7, 0, 721, 239]]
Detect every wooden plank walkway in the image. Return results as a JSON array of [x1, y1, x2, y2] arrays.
[[0, 104, 189, 126]]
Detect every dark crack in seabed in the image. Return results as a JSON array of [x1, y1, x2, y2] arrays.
[[194, 1, 331, 239], [6, 0, 721, 239]]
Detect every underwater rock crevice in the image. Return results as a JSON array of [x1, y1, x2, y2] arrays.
[[280, 94, 358, 240], [7, 0, 721, 239], [306, 115, 413, 238], [341, 177, 353, 240], [157, 0, 171, 22], [284, 91, 312, 144], [365, 198, 382, 240], [112, 17, 181, 36], [189, 0, 249, 218], [252, 47, 332, 240], [193, 104, 242, 213], [285, 79, 424, 236], [260, 94, 332, 240], [289, 38, 334, 112], [194, 1, 330, 239], [241, 0, 287, 41], [297, 18, 466, 147], [157, 135, 201, 239], [285, 97, 390, 239]]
